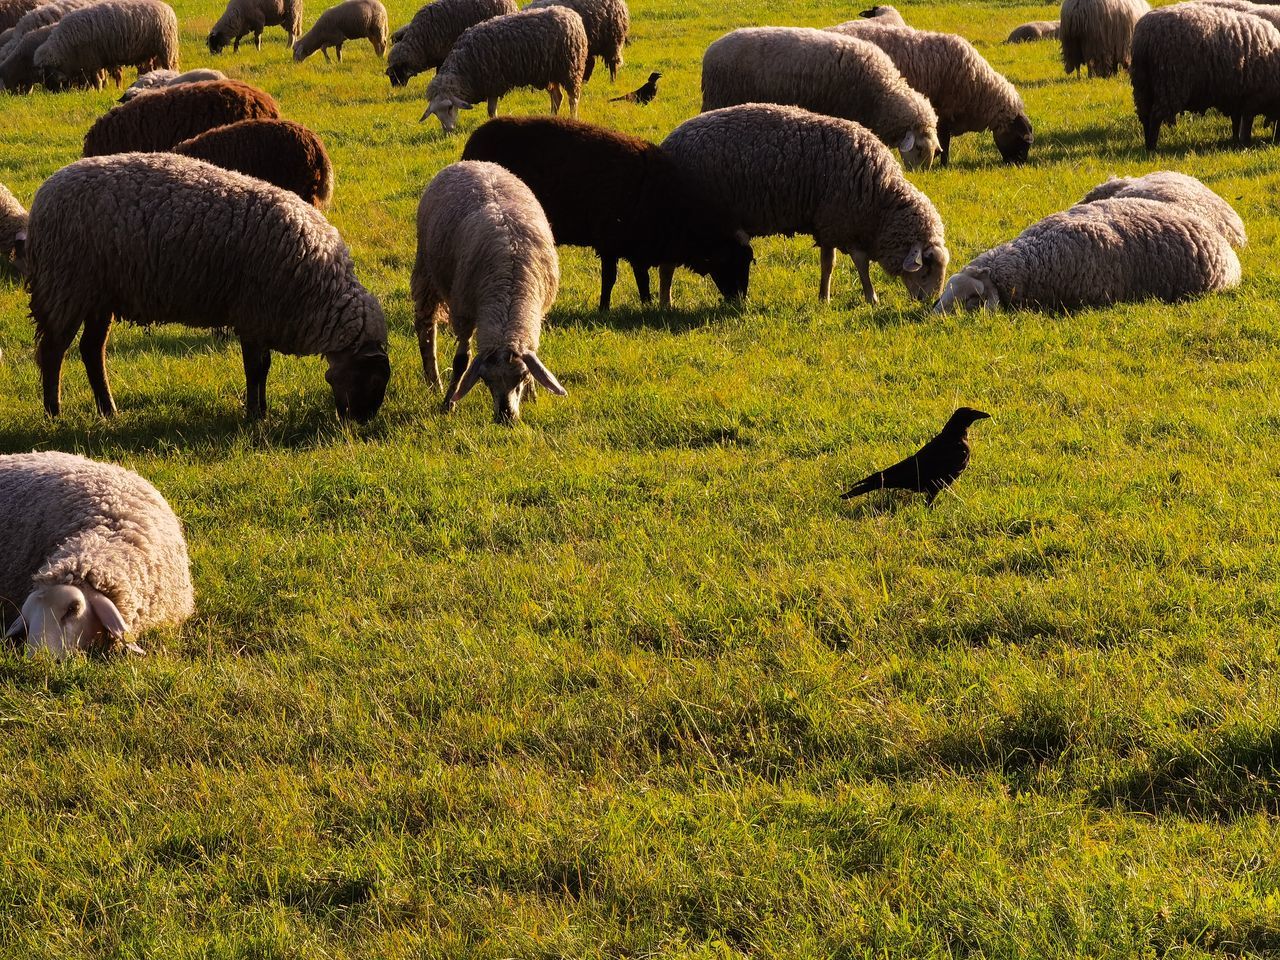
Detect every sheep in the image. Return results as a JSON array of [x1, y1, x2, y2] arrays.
[[460, 115, 753, 311], [119, 65, 225, 99], [934, 197, 1240, 313], [1077, 170, 1246, 247], [860, 4, 907, 25], [1192, 0, 1280, 30], [1131, 2, 1280, 148], [0, 0, 42, 32], [661, 103, 950, 307], [826, 22, 1033, 164], [34, 0, 179, 91], [82, 79, 280, 156], [207, 0, 302, 52], [25, 153, 391, 422], [172, 118, 335, 208], [293, 0, 387, 61], [0, 22, 56, 91], [1006, 20, 1059, 42], [385, 0, 515, 86], [420, 5, 587, 131], [700, 27, 940, 170], [0, 0, 100, 62], [1, 452, 194, 658], [1060, 0, 1150, 78], [410, 160, 565, 423], [523, 0, 626, 81], [0, 180, 26, 273]]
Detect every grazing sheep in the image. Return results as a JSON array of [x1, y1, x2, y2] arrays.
[[860, 4, 907, 25], [293, 0, 388, 61], [1, 452, 194, 659], [935, 197, 1240, 313], [1193, 0, 1280, 30], [1060, 0, 1149, 77], [461, 116, 753, 310], [0, 0, 100, 62], [0, 22, 56, 91], [0, 180, 26, 273], [700, 27, 940, 170], [827, 22, 1033, 164], [25, 153, 390, 421], [208, 0, 302, 52], [1077, 171, 1246, 247], [662, 104, 950, 306], [386, 0, 515, 86], [34, 0, 179, 91], [420, 5, 587, 131], [0, 0, 42, 32], [1131, 2, 1280, 148], [523, 0, 626, 81], [410, 160, 565, 423], [83, 78, 280, 155], [172, 118, 335, 208], [1007, 19, 1059, 42], [118, 65, 225, 99]]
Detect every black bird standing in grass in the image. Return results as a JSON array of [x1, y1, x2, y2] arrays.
[[841, 407, 991, 505], [610, 72, 662, 105]]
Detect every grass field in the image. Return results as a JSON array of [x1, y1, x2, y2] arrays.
[[4, 0, 1280, 955]]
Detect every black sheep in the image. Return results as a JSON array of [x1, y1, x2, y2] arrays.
[[461, 116, 753, 311]]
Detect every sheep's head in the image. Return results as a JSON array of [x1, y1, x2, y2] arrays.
[[326, 340, 391, 423], [702, 229, 753, 302], [386, 61, 415, 86], [994, 113, 1033, 164], [898, 241, 949, 301], [38, 67, 70, 92], [448, 349, 566, 425], [6, 584, 129, 659], [420, 94, 472, 132], [206, 29, 229, 53], [898, 127, 939, 171], [934, 266, 1000, 314]]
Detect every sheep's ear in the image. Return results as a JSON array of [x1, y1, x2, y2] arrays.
[[86, 588, 127, 639], [454, 98, 474, 110], [902, 243, 924, 273], [900, 130, 915, 153], [418, 106, 434, 123], [970, 266, 991, 282], [523, 353, 567, 396], [449, 356, 485, 404], [4, 617, 24, 639]]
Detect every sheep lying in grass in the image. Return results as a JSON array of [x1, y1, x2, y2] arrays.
[[386, 0, 515, 86], [935, 197, 1240, 313], [207, 0, 302, 52], [1, 452, 194, 659], [119, 65, 225, 99], [860, 4, 906, 25], [523, 0, 626, 81], [293, 0, 388, 61], [420, 5, 587, 131], [411, 160, 566, 423], [1077, 171, 1246, 248], [25, 153, 390, 422], [1007, 20, 1058, 42], [700, 27, 940, 170], [662, 103, 949, 306], [34, 0, 179, 91], [1060, 0, 1149, 77]]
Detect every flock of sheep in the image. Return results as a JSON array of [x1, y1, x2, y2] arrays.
[[0, 0, 1266, 656]]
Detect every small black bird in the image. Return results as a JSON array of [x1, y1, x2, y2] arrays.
[[610, 72, 662, 105], [841, 407, 991, 505]]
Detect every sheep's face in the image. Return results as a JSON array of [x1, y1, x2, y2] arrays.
[[6, 584, 128, 659], [899, 241, 949, 301], [899, 127, 939, 171], [38, 68, 70, 92], [420, 95, 473, 132], [449, 349, 567, 425], [386, 62, 415, 86], [705, 231, 754, 302], [934, 267, 1000, 314], [326, 342, 391, 423], [994, 114, 1033, 164], [207, 29, 229, 53]]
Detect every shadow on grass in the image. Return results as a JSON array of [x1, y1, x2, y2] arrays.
[[550, 301, 739, 334], [106, 327, 232, 359]]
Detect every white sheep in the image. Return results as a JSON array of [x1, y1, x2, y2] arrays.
[[119, 66, 225, 99], [1, 452, 194, 658], [420, 5, 587, 131], [700, 27, 940, 170], [207, 0, 302, 52], [293, 0, 387, 61], [0, 180, 26, 272], [34, 0, 178, 90], [935, 197, 1240, 313], [661, 103, 950, 306], [410, 160, 566, 423], [1077, 171, 1246, 248], [860, 4, 907, 25], [0, 0, 101, 63], [523, 0, 626, 81]]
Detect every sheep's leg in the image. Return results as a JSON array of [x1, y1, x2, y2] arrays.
[[938, 123, 951, 166], [583, 57, 594, 83], [487, 96, 498, 117], [630, 260, 652, 304], [567, 84, 579, 118], [241, 341, 272, 419], [819, 246, 836, 303], [254, 30, 262, 50], [658, 264, 675, 309], [335, 41, 343, 61], [233, 35, 241, 51], [322, 47, 331, 62], [599, 255, 618, 312], [37, 322, 76, 417], [548, 83, 563, 115], [414, 300, 442, 390], [1141, 115, 1159, 152], [1238, 115, 1255, 146], [849, 249, 878, 306], [443, 341, 470, 412], [79, 314, 116, 417]]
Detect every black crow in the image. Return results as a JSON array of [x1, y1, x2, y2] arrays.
[[841, 407, 990, 505], [610, 72, 662, 105]]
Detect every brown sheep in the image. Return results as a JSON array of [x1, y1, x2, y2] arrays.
[[172, 118, 334, 209]]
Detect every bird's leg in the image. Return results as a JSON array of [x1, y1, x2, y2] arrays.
[[819, 246, 835, 303], [850, 249, 878, 305]]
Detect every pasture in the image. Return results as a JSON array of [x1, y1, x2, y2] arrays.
[[3, 0, 1280, 955]]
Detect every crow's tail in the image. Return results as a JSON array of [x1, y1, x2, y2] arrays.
[[840, 472, 883, 499]]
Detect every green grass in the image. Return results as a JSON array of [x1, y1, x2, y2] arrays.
[[4, 0, 1280, 956]]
